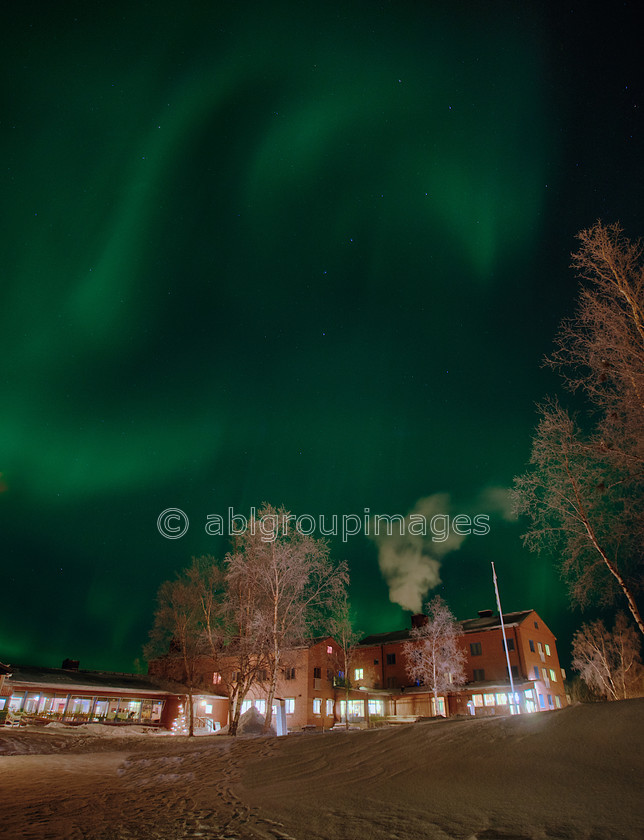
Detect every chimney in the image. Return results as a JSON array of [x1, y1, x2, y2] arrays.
[[411, 614, 428, 629], [477, 609, 494, 619], [61, 659, 80, 671]]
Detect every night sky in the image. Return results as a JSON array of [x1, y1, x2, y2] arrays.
[[2, 1, 641, 673]]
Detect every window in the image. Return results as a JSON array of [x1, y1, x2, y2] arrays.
[[503, 638, 515, 652], [368, 699, 383, 716], [326, 668, 333, 682], [373, 659, 379, 665], [495, 693, 508, 705], [241, 700, 252, 714], [484, 693, 495, 706], [524, 689, 534, 701], [538, 693, 545, 709], [472, 694, 483, 707], [258, 670, 267, 682], [212, 672, 222, 684], [313, 667, 322, 679], [231, 671, 240, 682], [470, 642, 482, 656], [473, 668, 485, 681], [285, 697, 295, 714], [255, 699, 266, 714], [432, 697, 446, 716], [326, 698, 334, 716], [354, 668, 364, 680], [529, 639, 535, 653], [534, 621, 539, 629], [545, 643, 551, 656], [533, 666, 539, 680], [537, 642, 543, 655], [386, 653, 396, 665], [313, 698, 321, 715], [511, 665, 519, 679], [548, 695, 554, 709], [205, 704, 213, 714], [284, 668, 295, 680], [549, 669, 557, 682], [327, 645, 333, 654], [555, 695, 562, 709]]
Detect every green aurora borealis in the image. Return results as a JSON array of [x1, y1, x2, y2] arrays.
[[1, 1, 642, 671]]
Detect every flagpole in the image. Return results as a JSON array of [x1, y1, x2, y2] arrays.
[[491, 561, 519, 714]]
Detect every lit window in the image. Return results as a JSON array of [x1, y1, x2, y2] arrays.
[[327, 645, 333, 654], [495, 693, 508, 705], [212, 672, 222, 684], [555, 695, 561, 709], [524, 689, 533, 700], [472, 694, 483, 707], [484, 693, 495, 706], [285, 697, 295, 714], [326, 698, 333, 716], [354, 668, 364, 680], [368, 699, 383, 715], [313, 698, 321, 714], [545, 643, 551, 656], [470, 642, 482, 656], [537, 642, 543, 654], [255, 699, 266, 714], [538, 694, 545, 709], [241, 700, 252, 714], [533, 666, 539, 680], [549, 668, 557, 682], [205, 704, 213, 714]]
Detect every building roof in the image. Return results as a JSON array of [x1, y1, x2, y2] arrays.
[[5, 664, 174, 695], [359, 610, 535, 647], [460, 610, 534, 633]]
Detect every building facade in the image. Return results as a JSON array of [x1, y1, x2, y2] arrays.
[[1, 609, 567, 733], [149, 608, 568, 731]]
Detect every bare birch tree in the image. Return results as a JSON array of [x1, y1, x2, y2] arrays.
[[223, 539, 269, 736], [403, 596, 466, 714], [232, 504, 349, 733], [145, 571, 206, 736], [572, 612, 643, 700], [513, 222, 644, 635], [328, 594, 361, 727]]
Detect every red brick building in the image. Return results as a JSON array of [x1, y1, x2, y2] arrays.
[[352, 609, 568, 718], [148, 608, 567, 731]]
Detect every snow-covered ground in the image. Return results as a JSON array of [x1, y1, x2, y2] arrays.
[[0, 698, 642, 839]]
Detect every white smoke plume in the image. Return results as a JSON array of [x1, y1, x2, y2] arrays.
[[474, 485, 517, 522], [369, 494, 467, 613]]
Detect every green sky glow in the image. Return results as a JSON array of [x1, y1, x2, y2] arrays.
[[1, 1, 641, 671]]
